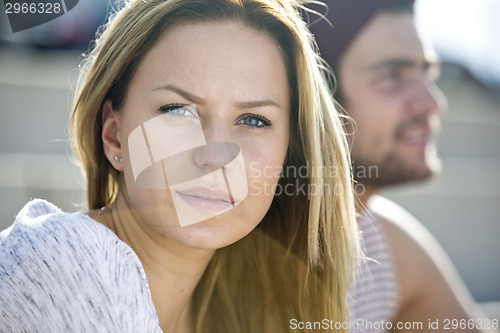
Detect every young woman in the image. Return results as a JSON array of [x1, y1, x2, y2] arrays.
[[0, 0, 360, 332]]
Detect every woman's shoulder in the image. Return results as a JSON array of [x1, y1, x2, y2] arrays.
[[0, 199, 124, 268], [0, 199, 161, 332], [0, 198, 143, 283], [1, 198, 112, 243]]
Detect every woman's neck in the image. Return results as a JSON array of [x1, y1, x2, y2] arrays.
[[87, 191, 215, 333]]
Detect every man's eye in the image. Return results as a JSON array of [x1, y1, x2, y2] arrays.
[[382, 70, 400, 81], [374, 69, 409, 91], [236, 114, 272, 129], [159, 104, 198, 118], [425, 65, 441, 81]]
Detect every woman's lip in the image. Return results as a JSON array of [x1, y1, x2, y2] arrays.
[[176, 191, 234, 212], [175, 187, 235, 212], [176, 187, 232, 202]]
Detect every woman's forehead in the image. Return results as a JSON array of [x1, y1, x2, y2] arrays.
[[129, 21, 290, 107]]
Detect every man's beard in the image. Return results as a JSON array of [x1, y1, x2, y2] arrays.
[[352, 144, 442, 187], [352, 114, 442, 187]]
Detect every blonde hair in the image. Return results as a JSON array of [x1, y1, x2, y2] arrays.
[[70, 0, 360, 331]]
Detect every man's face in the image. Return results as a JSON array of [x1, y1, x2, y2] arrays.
[[338, 11, 446, 187]]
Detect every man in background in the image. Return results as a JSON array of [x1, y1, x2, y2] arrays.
[[309, 0, 495, 331]]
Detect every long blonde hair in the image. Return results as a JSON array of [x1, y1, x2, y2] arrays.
[[70, 0, 360, 331]]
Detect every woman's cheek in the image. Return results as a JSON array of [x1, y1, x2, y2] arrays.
[[244, 150, 283, 201]]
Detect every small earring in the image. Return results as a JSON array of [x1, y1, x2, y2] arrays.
[[114, 155, 122, 163]]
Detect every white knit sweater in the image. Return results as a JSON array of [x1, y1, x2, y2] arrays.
[[0, 199, 162, 333]]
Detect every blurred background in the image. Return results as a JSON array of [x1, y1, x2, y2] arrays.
[[0, 0, 499, 316]]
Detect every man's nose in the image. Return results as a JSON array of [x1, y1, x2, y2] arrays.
[[409, 77, 448, 116]]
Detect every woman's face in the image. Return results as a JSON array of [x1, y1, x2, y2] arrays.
[[110, 21, 291, 249]]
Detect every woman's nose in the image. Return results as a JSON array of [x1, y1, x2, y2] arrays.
[[193, 142, 240, 171], [194, 120, 233, 168]]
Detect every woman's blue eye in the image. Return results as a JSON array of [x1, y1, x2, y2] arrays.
[[244, 117, 261, 126], [159, 104, 198, 118], [237, 114, 272, 128]]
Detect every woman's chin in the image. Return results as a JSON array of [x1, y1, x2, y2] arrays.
[[157, 217, 255, 251]]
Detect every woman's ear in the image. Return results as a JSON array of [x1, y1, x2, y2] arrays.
[[102, 99, 123, 171]]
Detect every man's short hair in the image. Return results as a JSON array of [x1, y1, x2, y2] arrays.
[[308, 0, 416, 70], [307, 0, 415, 100]]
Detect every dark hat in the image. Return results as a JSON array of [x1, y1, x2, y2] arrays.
[[307, 0, 413, 69]]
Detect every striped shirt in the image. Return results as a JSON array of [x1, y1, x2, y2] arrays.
[[348, 213, 400, 332]]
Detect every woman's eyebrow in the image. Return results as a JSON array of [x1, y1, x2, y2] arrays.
[[153, 84, 207, 104], [235, 100, 281, 109], [153, 84, 280, 109]]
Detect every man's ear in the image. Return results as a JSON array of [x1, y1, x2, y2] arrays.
[[102, 99, 123, 171]]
